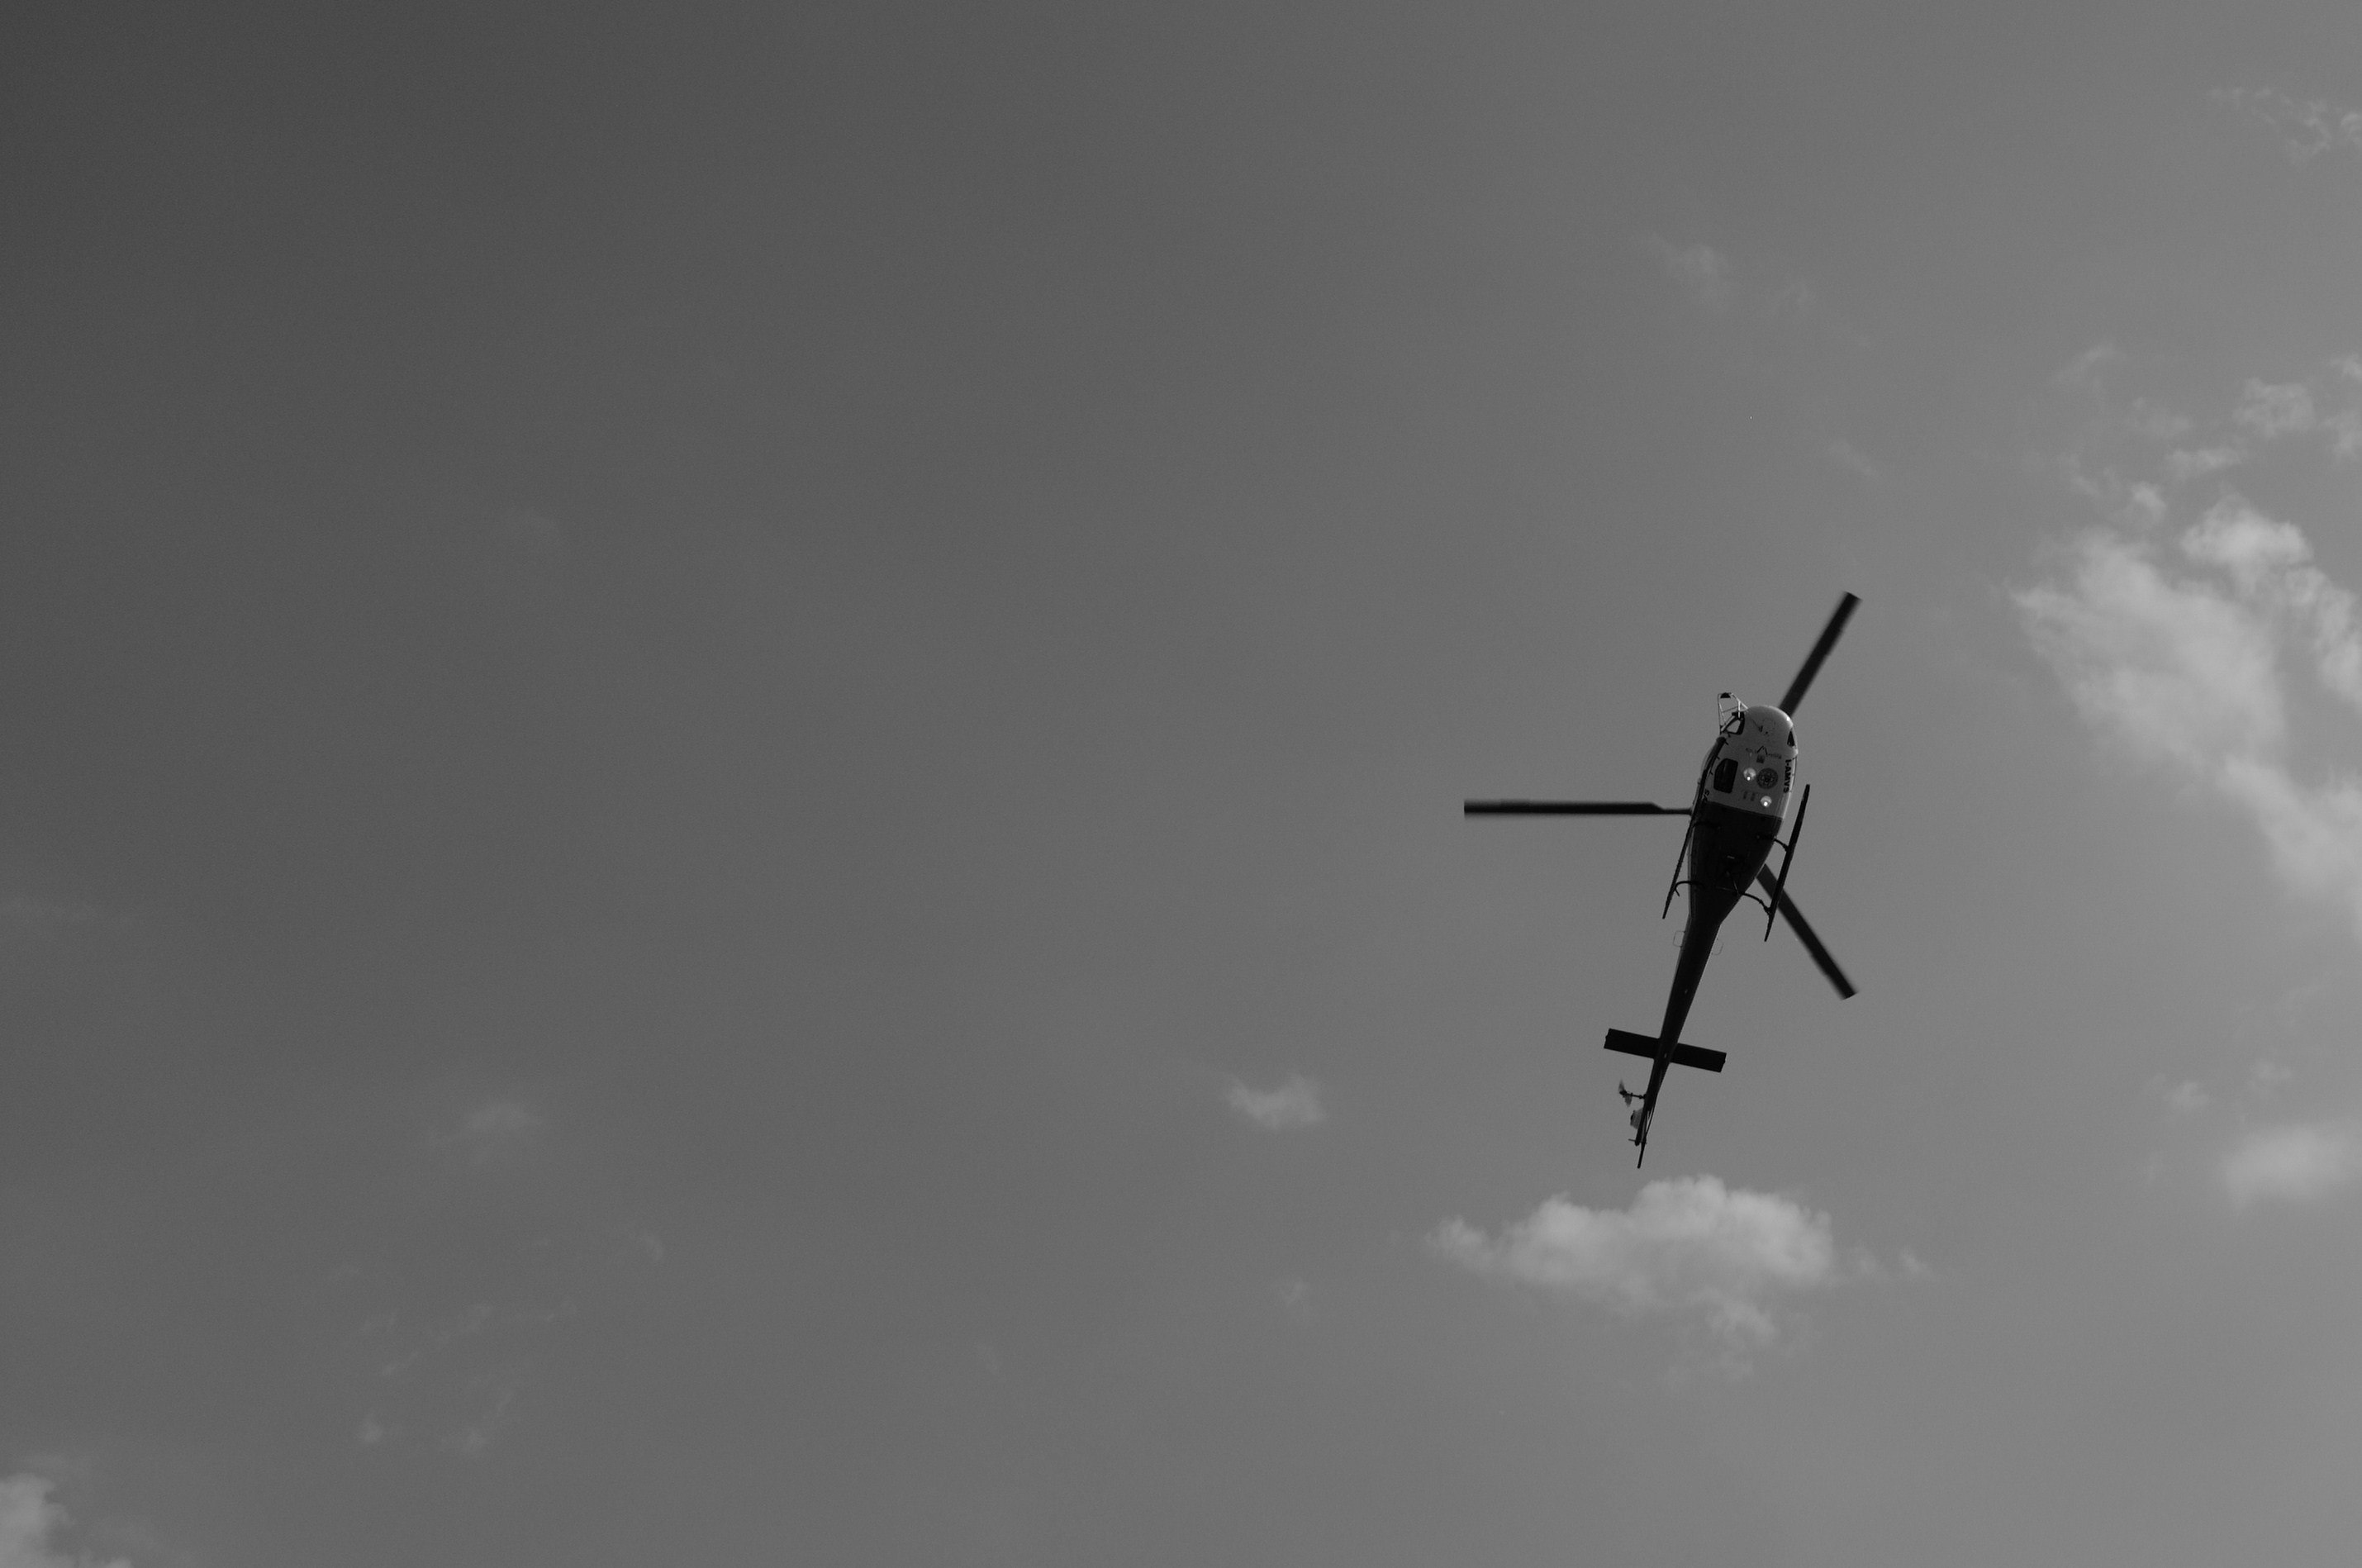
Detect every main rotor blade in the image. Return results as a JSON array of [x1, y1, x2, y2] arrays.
[[1776, 592, 1861, 717], [1464, 801, 1690, 816], [1754, 867, 1857, 998]]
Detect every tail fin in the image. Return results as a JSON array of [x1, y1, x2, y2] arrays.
[[1606, 1031, 1725, 1164], [1620, 1084, 1653, 1163]]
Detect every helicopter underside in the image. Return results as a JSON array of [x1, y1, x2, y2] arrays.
[[1690, 798, 1783, 899], [1661, 798, 1783, 1043]]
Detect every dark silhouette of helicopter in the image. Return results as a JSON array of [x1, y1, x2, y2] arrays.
[[1465, 594, 1860, 1163]]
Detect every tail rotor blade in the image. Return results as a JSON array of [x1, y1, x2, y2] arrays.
[[1464, 801, 1690, 816], [1776, 592, 1861, 717], [1755, 867, 1856, 998]]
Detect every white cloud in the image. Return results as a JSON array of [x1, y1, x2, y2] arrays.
[[435, 1100, 546, 1166], [2162, 445, 2241, 483], [2060, 342, 2122, 388], [2217, 87, 2362, 162], [1827, 439, 1882, 482], [2018, 497, 2362, 939], [0, 1475, 127, 1568], [2246, 1059, 2294, 1100], [445, 1380, 519, 1459], [2125, 398, 2193, 444], [2225, 377, 2362, 460], [1431, 1176, 1854, 1349], [2330, 410, 2362, 461], [2061, 459, 2165, 530], [2236, 379, 2317, 440], [2213, 761, 2362, 919], [1226, 1074, 1324, 1131], [2182, 499, 2362, 707], [461, 1100, 541, 1143], [2223, 1122, 2362, 1206], [1642, 235, 1733, 310], [2017, 531, 2283, 766], [2065, 358, 2362, 531], [0, 897, 112, 935], [2165, 1080, 2211, 1116], [2181, 501, 2309, 581]]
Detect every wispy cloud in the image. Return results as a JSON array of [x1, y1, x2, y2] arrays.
[[2054, 355, 2362, 549], [2019, 492, 2362, 939], [2231, 378, 2362, 459], [2247, 1058, 2294, 1100], [2217, 87, 2362, 163], [0, 1475, 128, 1568], [614, 1223, 665, 1265], [434, 1100, 546, 1166], [2064, 463, 2166, 530], [1827, 439, 1883, 483], [0, 896, 116, 935], [444, 1377, 520, 1459], [2235, 379, 2317, 440], [1226, 1074, 1324, 1131], [2223, 1121, 2362, 1206], [2162, 445, 2241, 483], [2125, 400, 2192, 444], [1431, 1176, 1865, 1352], [2060, 342, 2122, 390], [1642, 235, 1734, 310]]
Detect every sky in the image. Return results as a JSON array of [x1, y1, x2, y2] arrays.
[[7, 2, 2362, 1563]]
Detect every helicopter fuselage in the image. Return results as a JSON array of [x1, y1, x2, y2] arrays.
[[1630, 702, 1799, 1138]]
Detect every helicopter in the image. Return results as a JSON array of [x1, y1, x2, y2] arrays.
[[1464, 593, 1860, 1164]]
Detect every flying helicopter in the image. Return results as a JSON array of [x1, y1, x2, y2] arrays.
[[1464, 593, 1861, 1163]]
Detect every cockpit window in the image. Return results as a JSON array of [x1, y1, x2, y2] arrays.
[[1713, 758, 1739, 793]]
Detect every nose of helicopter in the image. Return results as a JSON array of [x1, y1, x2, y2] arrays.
[[1742, 703, 1795, 745], [1727, 704, 1798, 820]]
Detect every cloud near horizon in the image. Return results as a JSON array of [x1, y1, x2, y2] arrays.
[[1431, 1176, 1858, 1350], [2019, 493, 2362, 940], [1226, 1074, 1325, 1131]]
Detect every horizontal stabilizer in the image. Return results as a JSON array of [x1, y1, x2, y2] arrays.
[[1603, 1028, 1726, 1073], [1465, 801, 1690, 816]]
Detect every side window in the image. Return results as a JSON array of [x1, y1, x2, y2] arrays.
[[1713, 758, 1739, 793]]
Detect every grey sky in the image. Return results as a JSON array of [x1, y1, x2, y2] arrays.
[[7, 2, 2362, 1564]]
